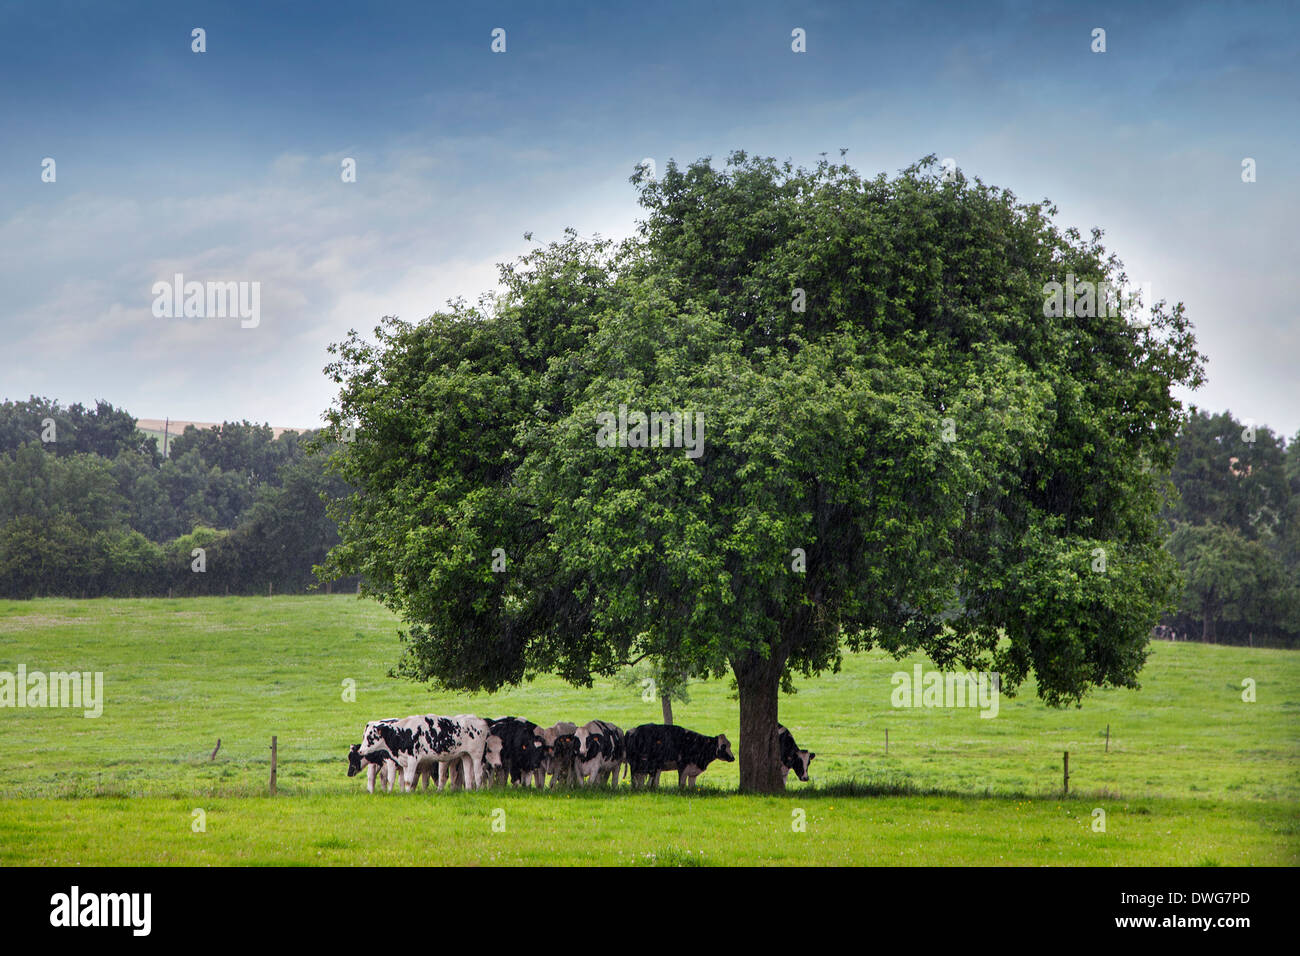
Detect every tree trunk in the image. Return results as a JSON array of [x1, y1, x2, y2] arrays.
[[661, 693, 673, 725], [733, 653, 785, 793]]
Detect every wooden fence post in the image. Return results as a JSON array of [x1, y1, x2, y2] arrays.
[[270, 736, 277, 795], [1063, 750, 1069, 795], [210, 738, 221, 761], [1105, 724, 1110, 753]]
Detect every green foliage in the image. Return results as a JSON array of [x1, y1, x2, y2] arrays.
[[0, 399, 353, 598], [0, 396, 155, 460], [1167, 523, 1288, 642], [1166, 409, 1288, 537], [324, 153, 1205, 722], [1160, 409, 1299, 646]]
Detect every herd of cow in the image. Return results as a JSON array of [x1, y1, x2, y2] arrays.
[[346, 714, 817, 792]]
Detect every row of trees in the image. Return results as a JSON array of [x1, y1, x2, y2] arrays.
[[1161, 409, 1300, 645], [0, 398, 353, 598], [5, 396, 1289, 641]]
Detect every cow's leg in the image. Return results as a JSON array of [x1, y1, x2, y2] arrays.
[[365, 763, 378, 794], [436, 761, 448, 792], [650, 770, 661, 789]]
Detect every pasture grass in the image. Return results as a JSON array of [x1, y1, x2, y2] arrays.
[[0, 791, 1291, 866], [0, 595, 1296, 865]]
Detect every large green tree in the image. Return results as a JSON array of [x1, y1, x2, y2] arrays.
[[321, 154, 1204, 791]]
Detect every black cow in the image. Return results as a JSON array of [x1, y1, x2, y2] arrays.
[[777, 724, 815, 782], [624, 723, 735, 789], [486, 716, 548, 787], [548, 730, 581, 788]]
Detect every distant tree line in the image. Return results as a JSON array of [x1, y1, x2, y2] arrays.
[[1160, 409, 1299, 647], [0, 397, 356, 598], [0, 396, 1294, 645]]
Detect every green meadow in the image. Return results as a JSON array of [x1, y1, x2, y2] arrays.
[[0, 596, 1295, 865]]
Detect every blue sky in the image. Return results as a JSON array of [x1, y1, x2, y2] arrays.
[[2, 0, 1296, 436]]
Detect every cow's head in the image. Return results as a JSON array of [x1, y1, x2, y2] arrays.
[[716, 734, 736, 762], [518, 732, 547, 770], [484, 734, 504, 770], [347, 743, 363, 777], [551, 733, 579, 765], [792, 748, 815, 782]]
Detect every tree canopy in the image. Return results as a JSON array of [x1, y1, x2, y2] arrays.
[[324, 152, 1206, 790]]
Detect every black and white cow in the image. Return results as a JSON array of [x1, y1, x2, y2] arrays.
[[624, 723, 735, 789], [485, 717, 548, 787], [348, 718, 403, 793], [777, 724, 815, 783], [347, 714, 490, 791], [574, 719, 625, 786]]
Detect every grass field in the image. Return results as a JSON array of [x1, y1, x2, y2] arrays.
[[0, 596, 1296, 865]]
